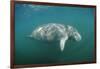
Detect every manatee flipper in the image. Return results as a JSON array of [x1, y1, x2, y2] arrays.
[[60, 36, 68, 51]]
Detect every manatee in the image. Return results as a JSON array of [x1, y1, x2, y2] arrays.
[[29, 23, 82, 51]]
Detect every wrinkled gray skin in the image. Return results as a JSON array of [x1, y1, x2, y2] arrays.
[[29, 23, 82, 51]]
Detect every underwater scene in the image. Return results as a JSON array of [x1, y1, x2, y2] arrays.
[[14, 3, 95, 65]]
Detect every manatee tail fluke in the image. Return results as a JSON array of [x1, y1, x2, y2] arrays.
[[60, 36, 68, 51], [26, 35, 34, 39]]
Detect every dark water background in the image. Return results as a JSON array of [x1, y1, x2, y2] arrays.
[[14, 3, 95, 65]]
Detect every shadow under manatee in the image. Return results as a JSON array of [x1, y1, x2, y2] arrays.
[[25, 36, 82, 64], [15, 36, 82, 65], [24, 36, 63, 64]]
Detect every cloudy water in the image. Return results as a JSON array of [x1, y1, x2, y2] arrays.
[[14, 3, 95, 65]]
